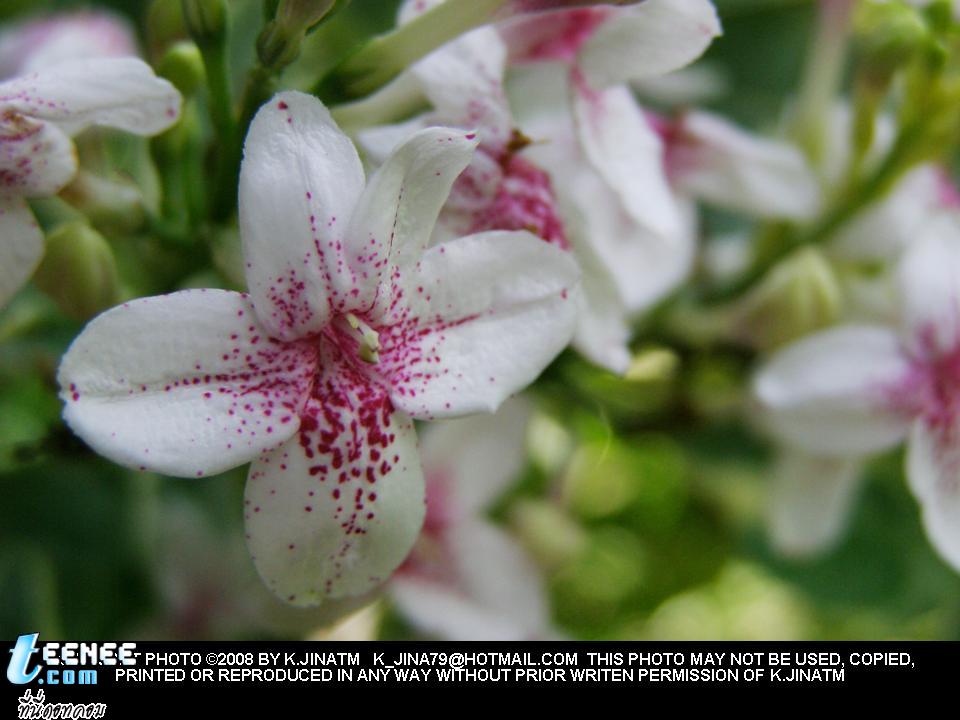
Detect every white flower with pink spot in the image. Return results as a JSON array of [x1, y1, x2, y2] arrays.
[[754, 217, 960, 569], [58, 91, 580, 607], [0, 58, 181, 308], [357, 0, 721, 373], [390, 398, 554, 640]]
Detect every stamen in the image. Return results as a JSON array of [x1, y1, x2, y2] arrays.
[[346, 313, 381, 364]]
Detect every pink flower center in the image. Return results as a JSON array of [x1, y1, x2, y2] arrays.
[[465, 151, 570, 250], [887, 327, 960, 434]]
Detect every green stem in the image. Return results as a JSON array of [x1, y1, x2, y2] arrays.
[[315, 0, 505, 100], [707, 124, 925, 303]]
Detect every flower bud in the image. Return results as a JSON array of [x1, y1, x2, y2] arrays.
[[157, 41, 205, 97], [855, 0, 930, 85], [258, 0, 341, 69], [60, 172, 145, 236], [731, 247, 842, 351], [33, 221, 120, 320], [181, 0, 228, 49]]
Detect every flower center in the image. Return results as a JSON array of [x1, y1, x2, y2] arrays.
[[345, 312, 381, 364], [888, 340, 960, 433]]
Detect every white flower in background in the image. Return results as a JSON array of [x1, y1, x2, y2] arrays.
[[502, 0, 720, 373], [754, 217, 960, 569], [359, 0, 720, 374], [0, 11, 137, 79], [0, 58, 181, 308], [138, 498, 371, 640], [58, 91, 580, 607], [664, 110, 822, 220], [391, 398, 555, 640], [687, 105, 955, 262]]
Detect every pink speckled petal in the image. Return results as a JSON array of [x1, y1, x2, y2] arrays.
[[347, 126, 478, 318], [578, 0, 721, 88], [571, 79, 683, 240], [239, 91, 366, 341], [244, 339, 424, 606], [0, 57, 180, 136], [0, 112, 76, 197], [753, 325, 911, 457], [906, 420, 960, 571], [897, 220, 960, 359], [390, 520, 550, 640], [674, 111, 821, 220], [58, 289, 316, 477], [420, 396, 532, 517], [0, 196, 43, 308], [377, 230, 579, 419]]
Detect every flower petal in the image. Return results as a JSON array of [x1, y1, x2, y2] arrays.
[[0, 57, 180, 136], [674, 111, 821, 220], [0, 11, 138, 79], [571, 78, 683, 239], [58, 290, 316, 477], [411, 27, 512, 149], [244, 339, 424, 605], [239, 91, 366, 341], [753, 325, 911, 456], [558, 159, 695, 314], [346, 126, 478, 315], [768, 451, 864, 558], [390, 520, 550, 640], [0, 196, 43, 307], [420, 396, 532, 517], [578, 0, 722, 89], [377, 230, 580, 419], [0, 113, 76, 197], [906, 420, 960, 571], [896, 215, 960, 359], [573, 263, 632, 374]]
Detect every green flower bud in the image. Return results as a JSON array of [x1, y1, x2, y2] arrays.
[[855, 0, 930, 85], [730, 247, 842, 351], [33, 222, 120, 321], [258, 0, 343, 69], [157, 41, 205, 97], [147, 0, 188, 58], [276, 0, 338, 32], [60, 172, 145, 236], [181, 0, 228, 49]]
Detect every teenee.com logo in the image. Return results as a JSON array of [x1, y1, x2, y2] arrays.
[[8, 633, 136, 686]]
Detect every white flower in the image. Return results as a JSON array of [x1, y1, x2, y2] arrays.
[[58, 91, 580, 607], [358, 0, 720, 374], [502, 0, 720, 372], [754, 216, 960, 569], [0, 11, 137, 79], [0, 58, 181, 308], [390, 398, 554, 640]]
